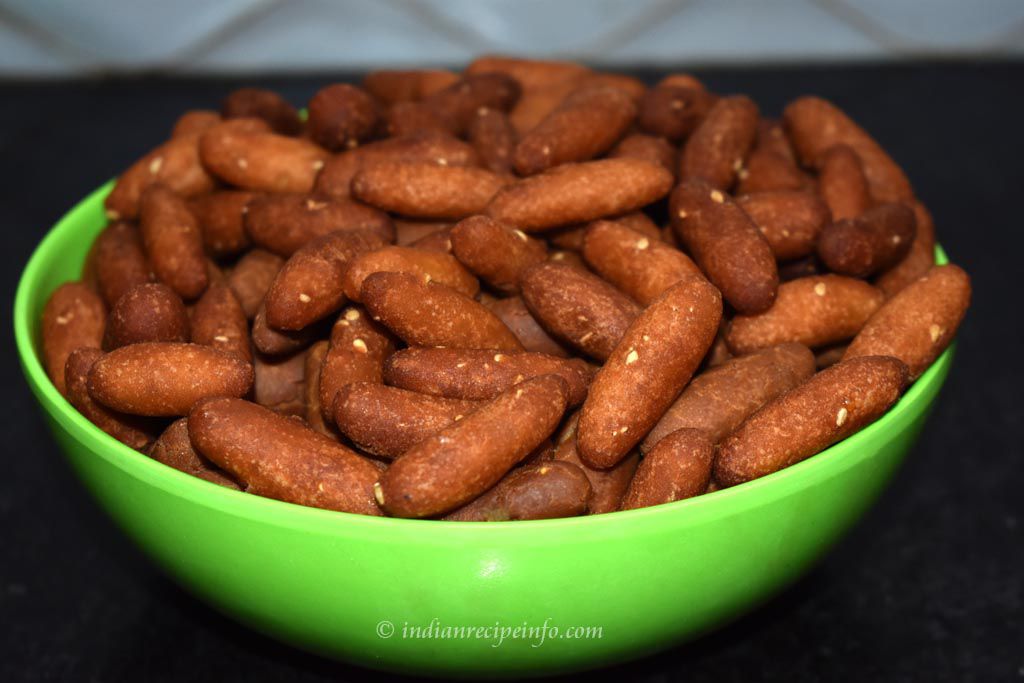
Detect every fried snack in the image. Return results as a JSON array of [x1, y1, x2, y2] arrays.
[[553, 413, 638, 515], [244, 193, 394, 257], [608, 134, 677, 177], [149, 418, 240, 488], [64, 348, 157, 450], [352, 161, 509, 220], [443, 461, 591, 521], [190, 282, 251, 362], [818, 144, 872, 221], [226, 249, 283, 319], [486, 296, 570, 357], [307, 83, 379, 151], [468, 107, 517, 174], [817, 202, 917, 278], [187, 190, 255, 257], [103, 283, 189, 349], [41, 282, 106, 395], [342, 245, 479, 301], [449, 216, 547, 294], [620, 429, 713, 510], [221, 87, 302, 135], [90, 221, 154, 307], [737, 190, 830, 261], [252, 349, 306, 417], [139, 185, 208, 299], [679, 95, 759, 190], [362, 69, 459, 104], [318, 306, 395, 415], [638, 85, 714, 142], [875, 200, 937, 297]]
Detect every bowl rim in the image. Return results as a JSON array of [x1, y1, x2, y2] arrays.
[[14, 181, 954, 535]]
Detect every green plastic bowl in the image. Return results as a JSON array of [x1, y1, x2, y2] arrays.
[[15, 182, 953, 678]]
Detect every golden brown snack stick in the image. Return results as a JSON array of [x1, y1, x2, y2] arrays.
[[845, 264, 970, 379], [422, 73, 521, 135], [139, 185, 209, 300], [187, 190, 255, 257], [91, 222, 154, 307], [817, 202, 916, 278], [360, 271, 522, 351], [302, 341, 335, 437], [251, 302, 324, 356], [171, 110, 221, 139], [333, 382, 480, 459], [221, 87, 302, 136], [408, 226, 454, 253], [199, 119, 328, 194], [104, 283, 189, 349], [656, 73, 709, 92], [620, 429, 713, 510], [253, 349, 306, 417], [88, 342, 253, 416], [521, 262, 640, 361], [382, 347, 593, 405], [815, 343, 848, 369], [818, 144, 871, 221], [737, 190, 831, 261], [42, 282, 106, 395], [105, 133, 216, 221], [513, 85, 636, 175], [362, 69, 459, 105], [307, 83, 380, 151], [190, 282, 251, 362], [679, 95, 759, 190], [149, 418, 240, 488], [226, 249, 283, 319], [581, 220, 703, 306], [486, 296, 570, 357], [548, 249, 588, 270], [670, 178, 778, 314], [642, 343, 815, 450], [608, 134, 677, 177], [715, 356, 909, 486], [783, 96, 913, 203], [188, 397, 382, 515], [243, 193, 394, 257], [318, 306, 395, 416], [64, 348, 157, 450], [553, 414, 638, 515], [264, 230, 388, 331], [342, 245, 479, 301], [726, 275, 884, 354], [465, 55, 589, 90], [393, 219, 454, 246], [578, 276, 722, 468], [383, 101, 453, 138], [352, 161, 509, 220], [735, 147, 808, 194], [449, 216, 547, 294], [377, 374, 569, 518], [443, 460, 591, 521], [468, 107, 517, 175], [314, 132, 480, 200], [486, 158, 673, 232], [637, 85, 714, 142], [875, 200, 937, 297]]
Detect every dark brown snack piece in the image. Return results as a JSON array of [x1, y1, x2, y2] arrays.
[[783, 96, 913, 203], [818, 144, 872, 221], [620, 429, 713, 510], [726, 275, 884, 354], [149, 418, 239, 488], [449, 216, 547, 294], [553, 413, 638, 515], [715, 356, 909, 486], [486, 158, 673, 232], [362, 69, 459, 105], [642, 343, 815, 450], [342, 245, 479, 301], [263, 229, 387, 331], [578, 276, 722, 468], [42, 282, 106, 396], [486, 296, 570, 357], [190, 283, 251, 362], [377, 374, 569, 518], [360, 271, 522, 351], [845, 264, 970, 379], [187, 190, 255, 257], [352, 162, 509, 220], [226, 249, 284, 319], [443, 460, 591, 521], [521, 262, 640, 361], [302, 341, 334, 437], [318, 306, 395, 416], [189, 397, 382, 515], [513, 85, 636, 175], [638, 85, 714, 142], [422, 72, 521, 136], [221, 87, 302, 136], [679, 95, 759, 190], [468, 107, 517, 175], [737, 190, 830, 261], [875, 200, 937, 297], [253, 350, 306, 417], [251, 302, 323, 356], [817, 202, 916, 278], [608, 134, 677, 177], [64, 348, 157, 450], [307, 83, 380, 151], [393, 219, 455, 247], [735, 147, 808, 194], [581, 220, 703, 306], [815, 343, 848, 370], [333, 382, 480, 459], [244, 193, 394, 257], [383, 347, 593, 405], [670, 178, 779, 314], [139, 185, 209, 300], [104, 283, 189, 349], [91, 221, 154, 307], [88, 342, 253, 417], [171, 110, 221, 139], [408, 226, 454, 253]]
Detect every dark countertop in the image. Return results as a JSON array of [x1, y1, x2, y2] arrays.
[[1, 63, 1021, 682]]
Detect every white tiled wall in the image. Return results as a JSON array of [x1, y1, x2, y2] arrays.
[[2, 0, 1022, 76]]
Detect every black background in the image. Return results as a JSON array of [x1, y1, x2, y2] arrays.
[[1, 63, 1021, 682]]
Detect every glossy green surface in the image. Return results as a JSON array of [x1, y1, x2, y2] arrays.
[[15, 183, 953, 677]]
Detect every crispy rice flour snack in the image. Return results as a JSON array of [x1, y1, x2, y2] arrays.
[[42, 61, 968, 519]]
